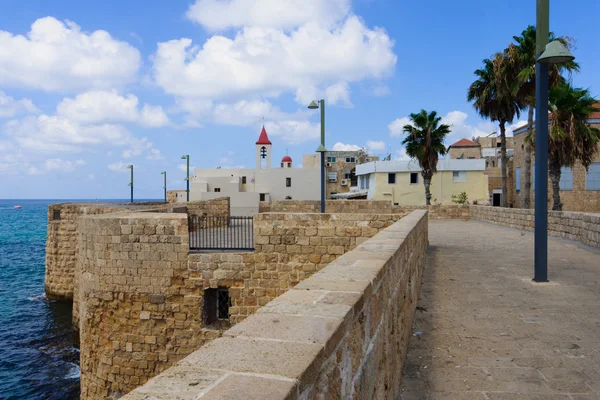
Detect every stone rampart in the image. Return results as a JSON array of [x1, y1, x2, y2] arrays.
[[470, 205, 600, 248], [259, 199, 406, 214], [121, 210, 428, 399]]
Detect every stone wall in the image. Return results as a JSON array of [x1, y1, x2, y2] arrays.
[[166, 190, 186, 204], [470, 206, 600, 248], [259, 199, 407, 214], [76, 210, 402, 398], [121, 210, 428, 400], [45, 203, 132, 300], [185, 196, 229, 218], [77, 212, 200, 399]]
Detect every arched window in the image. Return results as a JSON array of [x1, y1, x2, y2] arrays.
[[260, 146, 267, 159]]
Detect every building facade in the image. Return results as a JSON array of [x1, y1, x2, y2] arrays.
[[188, 127, 320, 215], [511, 111, 600, 212], [303, 150, 379, 198], [356, 159, 488, 206], [447, 138, 481, 160]]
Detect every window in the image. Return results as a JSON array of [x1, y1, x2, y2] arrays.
[[286, 177, 291, 187], [366, 176, 370, 189], [388, 173, 396, 184], [241, 176, 247, 184], [560, 167, 573, 190], [203, 287, 230, 325], [327, 156, 337, 163], [452, 171, 466, 182], [345, 157, 356, 163], [496, 142, 502, 148], [53, 209, 61, 221], [260, 193, 266, 201], [492, 160, 495, 167], [360, 176, 365, 189], [214, 188, 221, 192], [586, 162, 600, 190], [515, 167, 521, 191], [328, 172, 337, 182], [410, 173, 418, 184]]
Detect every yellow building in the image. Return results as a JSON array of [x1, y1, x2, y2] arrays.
[[356, 159, 489, 206]]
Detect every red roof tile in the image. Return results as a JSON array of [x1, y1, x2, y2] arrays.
[[450, 138, 480, 148], [256, 126, 272, 145]]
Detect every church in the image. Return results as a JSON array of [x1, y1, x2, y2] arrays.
[[188, 126, 320, 215]]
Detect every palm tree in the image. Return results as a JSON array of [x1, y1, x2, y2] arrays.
[[402, 110, 451, 205], [508, 25, 579, 208], [468, 53, 523, 207], [543, 84, 600, 210]]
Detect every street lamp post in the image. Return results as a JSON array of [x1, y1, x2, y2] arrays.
[[181, 155, 190, 202], [534, 0, 575, 282], [127, 164, 133, 203], [308, 100, 326, 213], [161, 171, 167, 203]]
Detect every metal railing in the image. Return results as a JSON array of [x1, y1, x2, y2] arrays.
[[188, 216, 254, 251]]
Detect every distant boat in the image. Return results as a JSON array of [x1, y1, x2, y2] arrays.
[[13, 205, 22, 209]]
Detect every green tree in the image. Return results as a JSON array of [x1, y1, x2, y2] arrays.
[[402, 110, 451, 205], [507, 25, 579, 208], [468, 53, 523, 207], [544, 84, 599, 210]]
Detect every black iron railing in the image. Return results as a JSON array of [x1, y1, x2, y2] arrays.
[[188, 216, 254, 251]]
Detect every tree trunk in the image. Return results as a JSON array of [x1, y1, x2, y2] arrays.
[[423, 173, 432, 205], [549, 158, 562, 211], [499, 120, 508, 208], [523, 104, 534, 209]]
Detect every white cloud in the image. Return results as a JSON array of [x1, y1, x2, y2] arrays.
[[388, 117, 412, 137], [395, 147, 411, 161], [186, 0, 351, 31], [0, 91, 39, 118], [325, 82, 352, 107], [0, 17, 140, 91], [146, 148, 164, 161], [152, 16, 396, 103], [57, 90, 169, 128], [44, 158, 85, 172], [264, 120, 320, 144], [366, 140, 385, 151], [3, 114, 160, 160], [371, 85, 391, 97], [332, 142, 361, 151], [108, 162, 129, 173]]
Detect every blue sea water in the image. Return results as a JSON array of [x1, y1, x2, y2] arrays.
[[0, 199, 159, 400]]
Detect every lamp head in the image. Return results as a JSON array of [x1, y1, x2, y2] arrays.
[[308, 100, 319, 110], [538, 40, 575, 64], [181, 155, 188, 160], [127, 164, 133, 169]]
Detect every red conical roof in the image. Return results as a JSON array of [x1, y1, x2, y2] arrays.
[[282, 155, 292, 163], [256, 126, 272, 145]]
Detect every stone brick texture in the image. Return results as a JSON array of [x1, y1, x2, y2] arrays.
[[470, 205, 600, 248], [121, 210, 429, 400], [512, 127, 600, 212]]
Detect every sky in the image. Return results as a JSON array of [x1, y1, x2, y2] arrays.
[[1, 0, 598, 199]]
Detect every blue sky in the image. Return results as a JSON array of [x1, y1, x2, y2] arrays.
[[1, 0, 598, 199]]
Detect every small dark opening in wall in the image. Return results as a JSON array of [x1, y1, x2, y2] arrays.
[[53, 209, 61, 221], [203, 287, 230, 326]]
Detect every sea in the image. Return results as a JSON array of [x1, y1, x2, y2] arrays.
[[0, 199, 157, 400]]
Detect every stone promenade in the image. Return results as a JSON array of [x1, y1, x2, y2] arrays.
[[401, 220, 600, 400]]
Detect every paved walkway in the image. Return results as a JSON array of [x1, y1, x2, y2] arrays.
[[400, 220, 600, 400]]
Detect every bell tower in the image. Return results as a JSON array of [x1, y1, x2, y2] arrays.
[[255, 125, 272, 169]]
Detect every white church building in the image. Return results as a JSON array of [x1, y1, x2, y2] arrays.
[[188, 126, 320, 215]]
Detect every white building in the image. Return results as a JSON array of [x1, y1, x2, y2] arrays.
[[188, 127, 320, 215]]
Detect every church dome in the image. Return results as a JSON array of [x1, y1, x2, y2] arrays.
[[282, 155, 292, 163]]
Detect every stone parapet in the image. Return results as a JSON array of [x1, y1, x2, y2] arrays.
[[121, 210, 428, 400], [470, 205, 600, 248]]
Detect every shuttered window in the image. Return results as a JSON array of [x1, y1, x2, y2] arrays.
[[586, 162, 600, 190], [559, 167, 573, 190]]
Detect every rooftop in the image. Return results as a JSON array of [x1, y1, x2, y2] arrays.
[[256, 126, 272, 145], [356, 158, 486, 175], [449, 138, 481, 148]]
